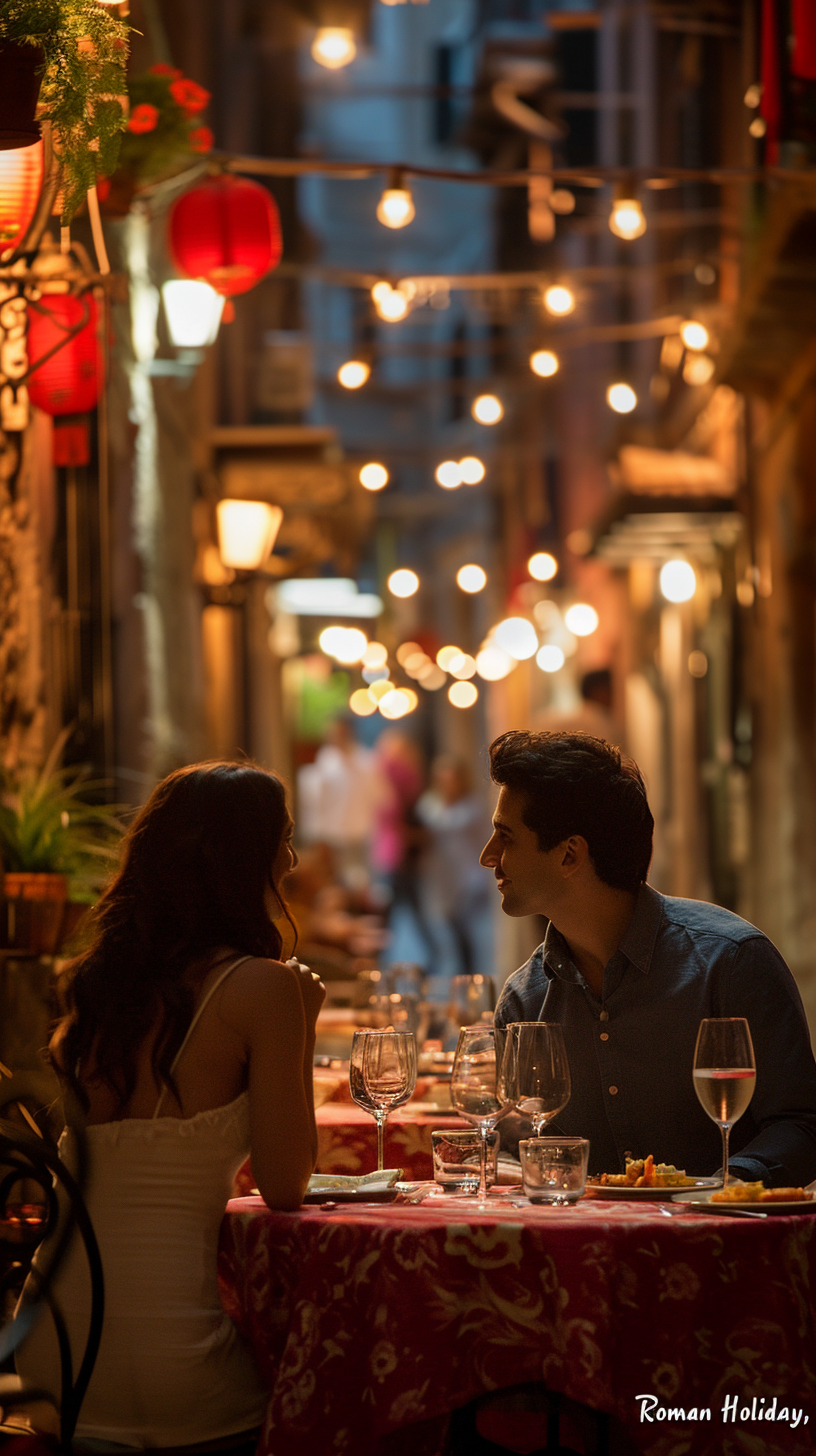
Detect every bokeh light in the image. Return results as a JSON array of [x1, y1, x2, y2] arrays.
[[536, 644, 566, 673], [606, 382, 637, 414], [528, 551, 558, 581], [530, 350, 559, 378], [448, 680, 479, 709], [459, 456, 486, 485], [387, 568, 419, 598], [660, 559, 697, 603], [493, 617, 538, 660], [360, 462, 389, 491], [456, 564, 487, 593], [564, 604, 599, 637], [543, 285, 575, 317], [338, 360, 370, 389], [472, 394, 503, 425]]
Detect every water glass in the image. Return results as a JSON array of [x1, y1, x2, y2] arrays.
[[431, 1129, 499, 1192], [519, 1137, 590, 1205]]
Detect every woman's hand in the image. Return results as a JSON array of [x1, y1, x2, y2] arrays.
[[286, 958, 326, 1027]]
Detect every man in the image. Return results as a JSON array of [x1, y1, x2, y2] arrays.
[[482, 730, 816, 1187]]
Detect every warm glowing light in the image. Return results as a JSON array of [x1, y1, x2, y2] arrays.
[[564, 603, 599, 637], [436, 645, 463, 671], [530, 349, 559, 378], [379, 687, 414, 719], [362, 666, 389, 684], [456, 564, 487, 594], [450, 653, 477, 680], [368, 678, 394, 703], [550, 189, 575, 215], [472, 394, 503, 425], [387, 568, 419, 598], [475, 644, 513, 681], [396, 641, 422, 665], [448, 680, 479, 709], [216, 500, 282, 570], [376, 186, 415, 229], [417, 663, 446, 690], [528, 551, 558, 582], [362, 641, 388, 669], [683, 353, 716, 386], [359, 461, 389, 491], [660, 559, 697, 603], [311, 27, 356, 68], [609, 197, 647, 240], [494, 617, 538, 661], [350, 688, 378, 716], [749, 117, 766, 139], [459, 456, 485, 485], [401, 688, 419, 711], [162, 281, 224, 348], [680, 320, 710, 351], [404, 653, 430, 678], [373, 285, 410, 322], [338, 359, 370, 389], [435, 460, 463, 489], [536, 644, 565, 673], [607, 382, 637, 414], [543, 285, 575, 317], [318, 625, 368, 663]]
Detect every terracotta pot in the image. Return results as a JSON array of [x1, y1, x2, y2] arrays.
[[0, 43, 44, 149], [3, 872, 68, 955]]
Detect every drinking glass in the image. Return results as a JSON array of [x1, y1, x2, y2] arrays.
[[519, 1137, 589, 1205], [450, 975, 496, 1027], [692, 1017, 756, 1187], [450, 1026, 512, 1205], [503, 1022, 571, 1134], [351, 1029, 417, 1172]]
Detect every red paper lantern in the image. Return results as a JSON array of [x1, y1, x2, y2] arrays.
[[169, 175, 282, 297], [27, 293, 100, 466], [0, 140, 43, 254]]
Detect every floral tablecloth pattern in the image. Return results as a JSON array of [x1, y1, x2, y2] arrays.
[[218, 1196, 816, 1456]]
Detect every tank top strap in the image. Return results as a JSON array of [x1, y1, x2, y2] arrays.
[[152, 954, 255, 1119]]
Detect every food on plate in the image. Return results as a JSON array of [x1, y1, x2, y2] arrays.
[[587, 1154, 698, 1189], [710, 1181, 809, 1203]]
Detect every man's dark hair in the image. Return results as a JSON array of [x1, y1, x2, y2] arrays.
[[488, 730, 654, 892]]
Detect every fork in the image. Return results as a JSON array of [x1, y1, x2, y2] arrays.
[[658, 1202, 767, 1219]]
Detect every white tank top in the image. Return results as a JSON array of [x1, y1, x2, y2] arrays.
[[17, 956, 269, 1448]]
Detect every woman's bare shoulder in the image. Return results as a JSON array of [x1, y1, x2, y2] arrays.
[[218, 954, 304, 1013]]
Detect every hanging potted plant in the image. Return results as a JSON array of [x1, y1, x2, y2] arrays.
[[0, 733, 126, 955], [0, 0, 129, 220], [97, 63, 214, 215]]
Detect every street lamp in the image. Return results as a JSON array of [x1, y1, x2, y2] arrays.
[[216, 500, 283, 570], [162, 280, 224, 348]]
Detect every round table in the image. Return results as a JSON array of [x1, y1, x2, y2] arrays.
[[218, 1192, 816, 1456]]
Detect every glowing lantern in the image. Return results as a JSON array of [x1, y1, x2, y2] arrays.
[[169, 176, 282, 297], [27, 293, 100, 466], [0, 141, 43, 254], [216, 500, 283, 570]]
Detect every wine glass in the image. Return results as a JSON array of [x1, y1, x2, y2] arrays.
[[503, 1022, 571, 1135], [450, 1026, 512, 1206], [351, 1029, 417, 1172], [693, 1018, 756, 1187], [450, 975, 496, 1027]]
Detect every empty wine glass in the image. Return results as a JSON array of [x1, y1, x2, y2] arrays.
[[503, 1022, 571, 1135], [450, 1026, 512, 1205], [692, 1017, 756, 1187], [351, 1029, 417, 1172]]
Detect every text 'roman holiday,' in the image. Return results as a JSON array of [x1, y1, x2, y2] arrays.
[[636, 1395, 808, 1429]]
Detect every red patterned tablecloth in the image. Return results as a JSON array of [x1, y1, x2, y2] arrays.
[[218, 1195, 816, 1456], [232, 1104, 466, 1196]]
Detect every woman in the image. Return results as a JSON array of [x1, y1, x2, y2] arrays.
[[17, 762, 324, 1453]]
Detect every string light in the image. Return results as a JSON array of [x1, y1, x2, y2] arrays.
[[530, 349, 559, 378], [360, 462, 389, 491], [435, 460, 462, 489], [338, 360, 370, 389], [350, 688, 377, 716], [362, 641, 388, 669], [683, 354, 716, 386], [436, 645, 463, 671], [660, 560, 697, 603], [459, 456, 485, 484], [609, 196, 647, 240], [376, 172, 415, 229], [379, 687, 415, 719], [493, 617, 538, 660], [396, 641, 422, 665], [372, 284, 411, 322], [475, 644, 513, 681], [387, 568, 419, 598], [607, 382, 637, 414], [456, 564, 487, 594], [472, 394, 503, 425], [311, 27, 356, 68], [448, 680, 478, 709], [680, 320, 710, 351], [564, 604, 599, 637], [450, 654, 477, 680], [528, 551, 558, 582], [543, 285, 575, 317], [536, 644, 565, 673], [318, 625, 368, 663]]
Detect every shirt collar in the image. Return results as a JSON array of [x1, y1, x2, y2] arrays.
[[542, 882, 664, 980]]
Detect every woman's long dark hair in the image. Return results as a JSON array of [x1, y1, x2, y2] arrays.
[[52, 762, 295, 1115]]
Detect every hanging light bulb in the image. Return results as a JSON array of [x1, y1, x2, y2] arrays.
[[435, 460, 462, 489], [530, 349, 559, 378], [528, 551, 558, 582], [456, 564, 487, 594], [680, 320, 710, 352], [372, 284, 410, 322], [472, 394, 503, 425], [337, 359, 370, 389], [543, 285, 575, 317], [607, 382, 637, 414], [459, 456, 485, 485], [387, 568, 419, 598], [311, 27, 356, 68], [609, 194, 647, 241], [359, 462, 389, 491], [376, 170, 415, 229], [660, 560, 697, 603]]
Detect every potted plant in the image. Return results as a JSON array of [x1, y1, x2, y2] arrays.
[[98, 63, 213, 215], [0, 0, 129, 221], [0, 733, 126, 955]]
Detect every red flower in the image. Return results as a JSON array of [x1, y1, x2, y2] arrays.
[[169, 78, 210, 115], [150, 64, 181, 78], [96, 177, 111, 201], [189, 126, 214, 154], [128, 103, 159, 135]]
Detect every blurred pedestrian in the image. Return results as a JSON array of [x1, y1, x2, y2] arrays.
[[297, 717, 388, 890], [371, 730, 434, 965], [416, 754, 494, 988]]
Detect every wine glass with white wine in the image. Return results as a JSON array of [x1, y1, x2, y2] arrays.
[[692, 1018, 756, 1188], [450, 1026, 512, 1206], [502, 1022, 571, 1135]]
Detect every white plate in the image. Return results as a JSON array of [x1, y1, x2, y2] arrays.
[[585, 1179, 719, 1201], [672, 1189, 816, 1216]]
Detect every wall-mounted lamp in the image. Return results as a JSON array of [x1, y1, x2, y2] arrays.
[[216, 499, 282, 570], [162, 280, 224, 348]]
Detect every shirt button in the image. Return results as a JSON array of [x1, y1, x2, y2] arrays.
[[600, 1032, 609, 1042], [600, 1010, 609, 1022], [609, 1085, 618, 1095]]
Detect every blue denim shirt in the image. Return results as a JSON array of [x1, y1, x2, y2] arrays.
[[494, 884, 816, 1187]]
